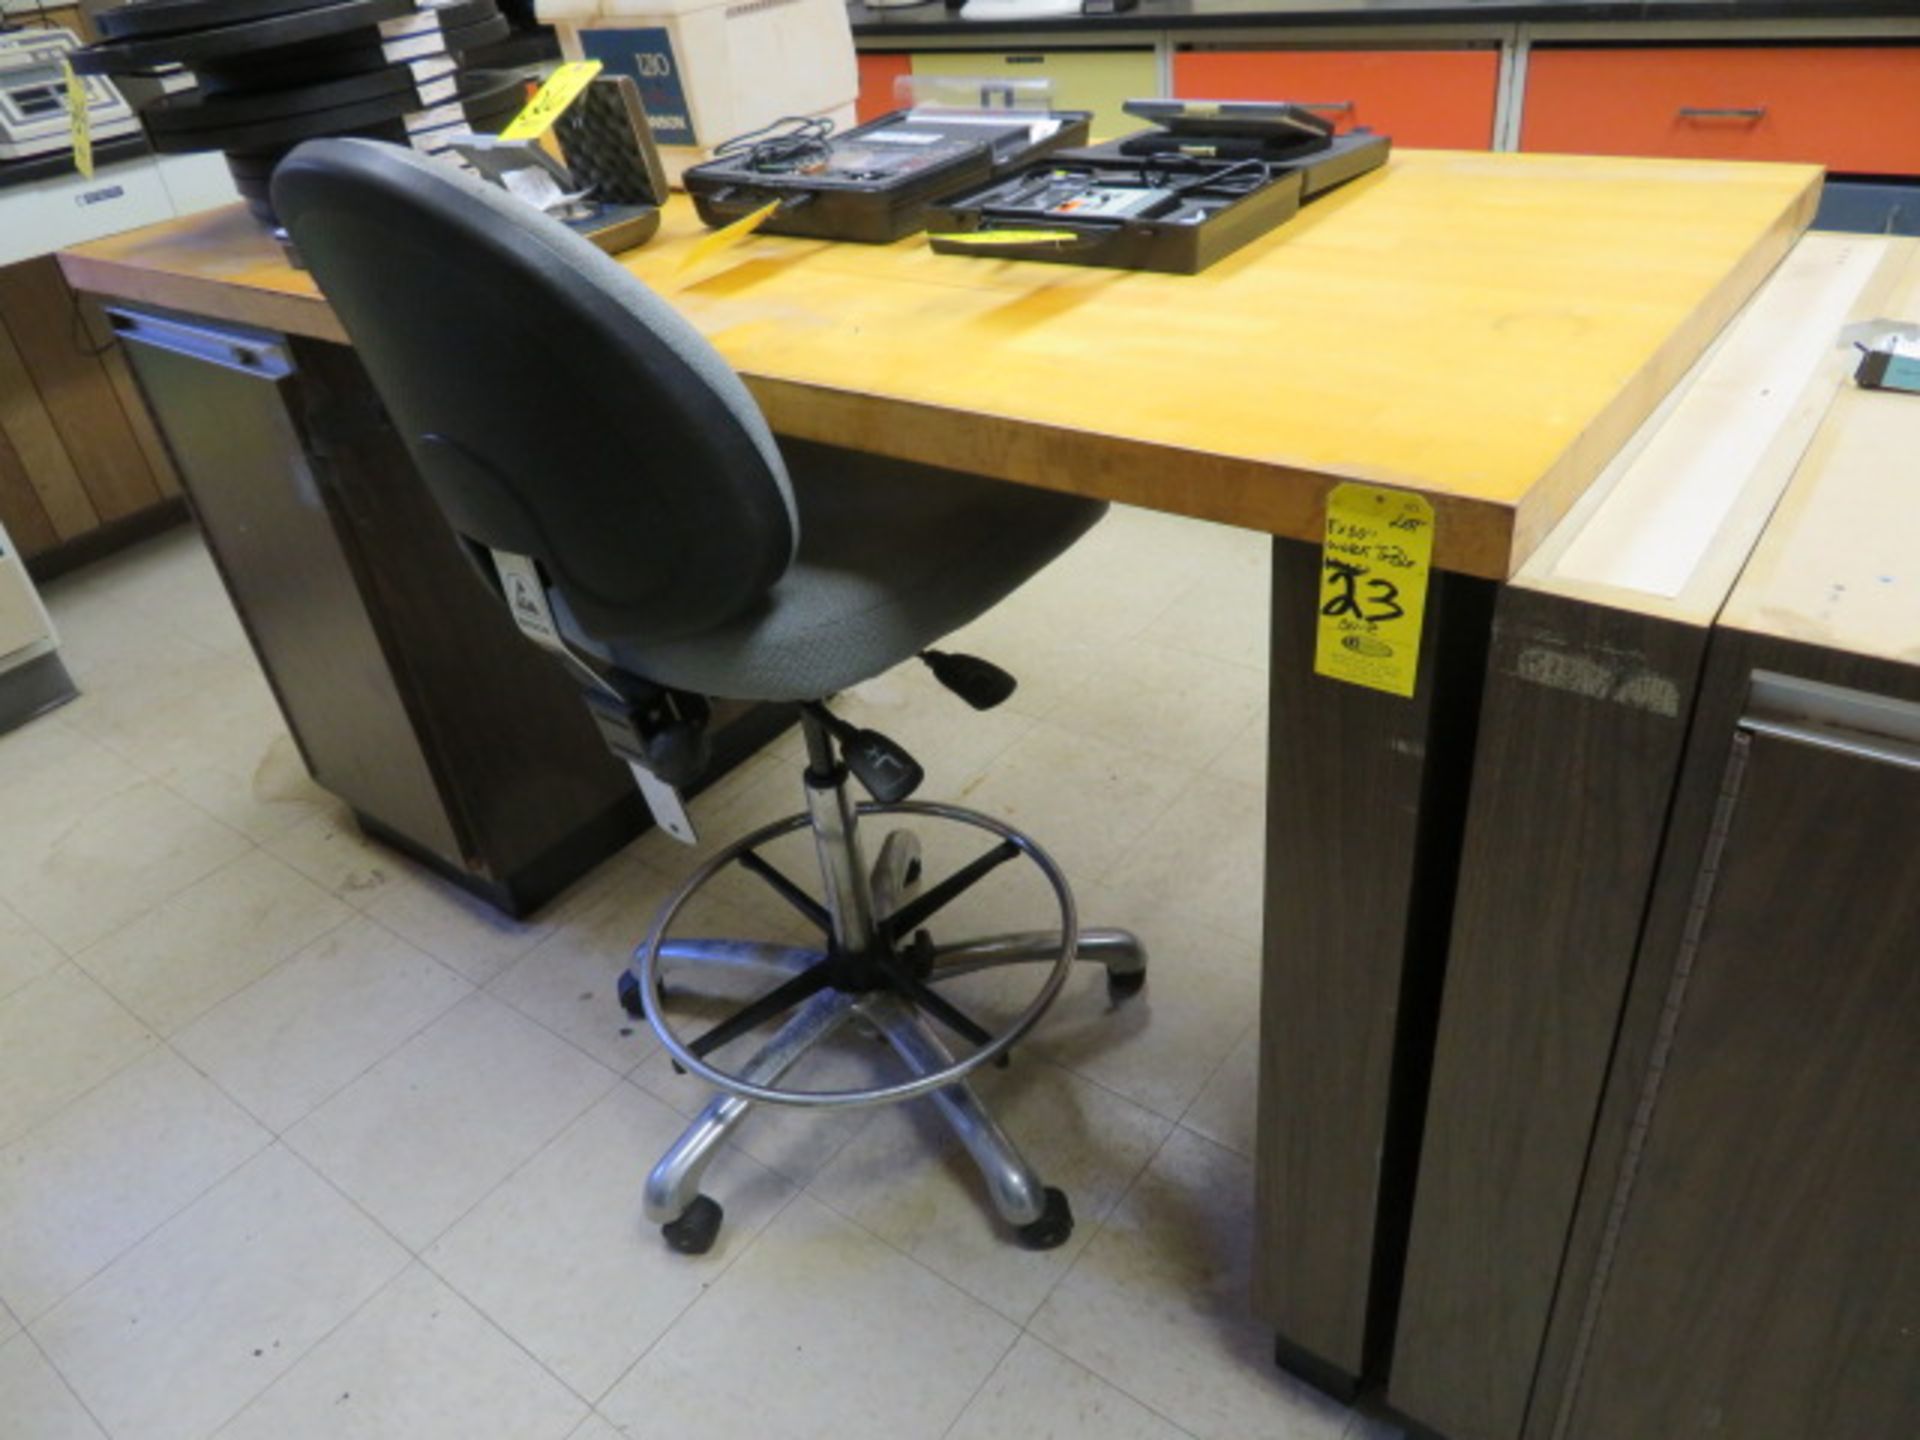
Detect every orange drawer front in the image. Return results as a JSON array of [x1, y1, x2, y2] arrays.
[[1172, 49, 1500, 150], [1523, 47, 1920, 176], [856, 52, 913, 124]]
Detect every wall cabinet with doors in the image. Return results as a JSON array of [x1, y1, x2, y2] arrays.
[[1171, 46, 1503, 150], [1387, 235, 1920, 1440], [853, 20, 1920, 222], [854, 47, 1159, 139]]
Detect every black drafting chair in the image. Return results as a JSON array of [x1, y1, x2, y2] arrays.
[[273, 139, 1147, 1254]]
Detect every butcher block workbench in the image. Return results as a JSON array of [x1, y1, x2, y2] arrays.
[[61, 147, 1831, 1427]]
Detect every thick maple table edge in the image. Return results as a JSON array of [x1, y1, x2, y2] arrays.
[[60, 163, 1824, 582], [1507, 168, 1825, 575]]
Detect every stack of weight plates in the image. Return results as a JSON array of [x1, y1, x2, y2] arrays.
[[73, 0, 520, 225]]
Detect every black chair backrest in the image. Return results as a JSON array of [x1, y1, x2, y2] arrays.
[[273, 139, 797, 648]]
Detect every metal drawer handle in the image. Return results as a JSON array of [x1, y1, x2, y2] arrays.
[[1300, 101, 1356, 113], [1677, 106, 1767, 120]]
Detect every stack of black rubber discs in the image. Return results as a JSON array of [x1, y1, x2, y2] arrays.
[[72, 0, 521, 226]]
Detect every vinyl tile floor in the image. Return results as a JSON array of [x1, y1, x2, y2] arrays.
[[0, 512, 1404, 1440]]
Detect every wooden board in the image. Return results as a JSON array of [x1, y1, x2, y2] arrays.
[[1256, 537, 1495, 1385], [80, 298, 182, 498], [0, 258, 163, 526], [0, 306, 97, 540], [1522, 236, 1920, 1440], [0, 420, 59, 556], [1386, 234, 1911, 1440], [0, 255, 184, 562], [1551, 727, 1920, 1440], [58, 150, 1824, 578], [1721, 243, 1920, 663]]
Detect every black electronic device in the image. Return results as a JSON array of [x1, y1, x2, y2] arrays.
[[1120, 97, 1333, 145], [224, 69, 521, 222], [193, 1, 508, 94], [97, 0, 353, 41], [682, 106, 1092, 245], [73, 0, 514, 228], [925, 121, 1389, 274], [71, 0, 418, 74]]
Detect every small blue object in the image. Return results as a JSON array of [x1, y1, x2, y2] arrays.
[[1855, 344, 1920, 396]]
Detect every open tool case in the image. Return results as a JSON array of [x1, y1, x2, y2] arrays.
[[682, 106, 1093, 244], [925, 99, 1390, 274]]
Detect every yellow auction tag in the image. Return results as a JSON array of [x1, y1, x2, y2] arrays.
[[499, 60, 601, 141], [931, 230, 1082, 247], [63, 61, 93, 179], [681, 200, 783, 268], [1313, 482, 1433, 699]]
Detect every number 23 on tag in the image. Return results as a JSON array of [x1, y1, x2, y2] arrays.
[[1312, 483, 1434, 699]]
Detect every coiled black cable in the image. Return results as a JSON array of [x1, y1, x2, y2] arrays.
[[714, 115, 836, 174]]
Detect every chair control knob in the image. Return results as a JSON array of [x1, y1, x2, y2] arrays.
[[645, 722, 712, 789], [921, 650, 1017, 710], [841, 726, 924, 804]]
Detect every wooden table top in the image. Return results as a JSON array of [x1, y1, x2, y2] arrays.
[[1723, 239, 1920, 667], [60, 149, 1820, 578]]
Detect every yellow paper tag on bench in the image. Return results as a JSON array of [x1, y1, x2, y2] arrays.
[[64, 61, 93, 179], [500, 60, 601, 141], [1313, 482, 1433, 699], [681, 200, 782, 268]]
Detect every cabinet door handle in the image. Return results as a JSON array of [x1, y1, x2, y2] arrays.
[[1677, 106, 1767, 120], [1300, 101, 1356, 114]]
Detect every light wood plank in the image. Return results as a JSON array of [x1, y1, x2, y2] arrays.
[[79, 296, 183, 497], [0, 416, 59, 557], [59, 150, 1823, 577], [0, 258, 162, 523], [1721, 241, 1920, 664], [0, 309, 96, 540]]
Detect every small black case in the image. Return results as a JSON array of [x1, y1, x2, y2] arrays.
[[683, 107, 1092, 245], [925, 129, 1389, 275]]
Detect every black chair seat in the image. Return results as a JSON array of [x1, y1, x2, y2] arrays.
[[599, 440, 1105, 702]]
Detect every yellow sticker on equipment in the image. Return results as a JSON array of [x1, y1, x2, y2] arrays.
[[931, 230, 1082, 247], [1313, 482, 1433, 699], [63, 61, 93, 179], [500, 60, 602, 141]]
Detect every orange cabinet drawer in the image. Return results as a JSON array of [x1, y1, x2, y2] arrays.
[[856, 52, 913, 125], [1522, 47, 1920, 176], [1172, 49, 1500, 150]]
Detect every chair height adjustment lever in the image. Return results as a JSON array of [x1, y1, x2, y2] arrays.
[[920, 650, 1017, 710], [803, 703, 923, 804]]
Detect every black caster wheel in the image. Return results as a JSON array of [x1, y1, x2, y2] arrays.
[[1015, 1186, 1073, 1251], [617, 971, 649, 1020], [661, 1195, 724, 1255], [1107, 967, 1147, 1000]]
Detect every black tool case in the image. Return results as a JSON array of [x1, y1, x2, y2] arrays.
[[682, 107, 1093, 245], [925, 129, 1390, 275]]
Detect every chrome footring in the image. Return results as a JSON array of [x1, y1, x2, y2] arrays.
[[634, 799, 1079, 1111]]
